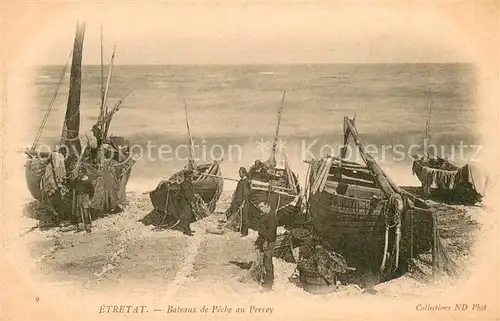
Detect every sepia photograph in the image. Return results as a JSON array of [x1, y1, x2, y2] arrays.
[[1, 2, 499, 320]]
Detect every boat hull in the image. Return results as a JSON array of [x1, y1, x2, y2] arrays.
[[25, 157, 49, 201], [24, 139, 135, 216], [310, 189, 387, 270], [307, 156, 434, 277], [148, 161, 224, 225], [310, 186, 434, 275], [412, 157, 482, 204]]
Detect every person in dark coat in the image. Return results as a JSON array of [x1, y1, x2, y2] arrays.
[[91, 124, 103, 148], [255, 202, 278, 291], [68, 167, 94, 233], [179, 169, 195, 236], [228, 167, 251, 236]]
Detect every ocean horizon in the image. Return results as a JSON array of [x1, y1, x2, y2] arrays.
[[26, 62, 481, 192]]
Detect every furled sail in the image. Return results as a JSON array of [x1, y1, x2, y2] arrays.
[[61, 21, 86, 174]]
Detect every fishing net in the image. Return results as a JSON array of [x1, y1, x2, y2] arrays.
[[192, 194, 211, 220], [249, 250, 265, 285], [412, 160, 458, 190], [90, 159, 119, 212]]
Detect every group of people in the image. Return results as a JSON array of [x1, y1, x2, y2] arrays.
[[58, 124, 126, 233], [225, 164, 278, 291]]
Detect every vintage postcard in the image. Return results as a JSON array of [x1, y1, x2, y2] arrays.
[[1, 2, 499, 321]]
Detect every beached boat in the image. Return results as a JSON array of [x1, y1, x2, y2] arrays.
[[245, 159, 302, 229], [306, 116, 437, 280], [144, 102, 223, 228], [411, 156, 482, 205], [147, 161, 224, 226], [24, 22, 135, 220], [410, 104, 482, 205], [226, 91, 302, 230]]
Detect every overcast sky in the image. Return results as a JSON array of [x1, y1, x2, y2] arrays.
[[28, 2, 477, 65]]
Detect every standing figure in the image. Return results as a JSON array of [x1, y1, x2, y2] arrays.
[[255, 202, 278, 291], [179, 169, 195, 236], [229, 167, 251, 236], [88, 124, 103, 164], [68, 167, 94, 233], [91, 124, 103, 148]]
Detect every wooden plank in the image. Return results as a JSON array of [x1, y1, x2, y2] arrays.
[[310, 196, 385, 219], [331, 158, 367, 168], [327, 176, 378, 189], [327, 172, 376, 185], [329, 166, 374, 180], [304, 157, 367, 169]]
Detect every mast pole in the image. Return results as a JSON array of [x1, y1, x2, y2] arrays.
[[102, 90, 133, 140], [100, 23, 105, 120], [183, 97, 196, 168], [269, 90, 286, 167], [343, 117, 400, 200], [98, 45, 116, 145], [102, 45, 116, 122], [424, 102, 433, 157]]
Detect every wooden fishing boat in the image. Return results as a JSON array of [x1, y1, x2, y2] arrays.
[[306, 116, 437, 280], [245, 159, 302, 229], [148, 161, 224, 225], [24, 22, 135, 220], [226, 91, 303, 230], [145, 101, 223, 228], [410, 105, 482, 205], [411, 156, 482, 205]]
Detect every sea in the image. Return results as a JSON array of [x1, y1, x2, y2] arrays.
[[27, 63, 481, 192]]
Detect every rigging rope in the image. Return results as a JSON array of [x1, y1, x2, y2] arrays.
[[31, 50, 73, 150]]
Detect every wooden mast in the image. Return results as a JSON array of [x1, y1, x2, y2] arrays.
[[343, 116, 401, 201], [267, 90, 286, 168], [424, 102, 433, 157], [98, 45, 117, 147], [183, 97, 196, 170], [100, 23, 105, 120], [102, 45, 116, 122], [61, 21, 86, 173]]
